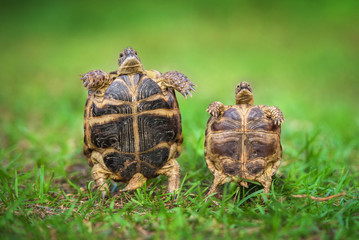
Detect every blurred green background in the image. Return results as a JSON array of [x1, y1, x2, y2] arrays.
[[1, 0, 358, 173], [1, 0, 359, 238]]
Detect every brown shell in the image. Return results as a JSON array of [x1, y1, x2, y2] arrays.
[[83, 73, 183, 181], [205, 104, 282, 181]]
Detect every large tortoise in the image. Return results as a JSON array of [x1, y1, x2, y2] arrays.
[[205, 81, 285, 196], [81, 47, 195, 196]]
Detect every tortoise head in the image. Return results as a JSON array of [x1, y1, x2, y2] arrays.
[[117, 47, 144, 75], [235, 81, 254, 105]]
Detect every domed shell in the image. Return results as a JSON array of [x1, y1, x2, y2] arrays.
[[205, 105, 282, 179], [85, 73, 182, 180]]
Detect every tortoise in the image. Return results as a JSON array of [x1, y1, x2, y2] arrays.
[[81, 47, 195, 196], [204, 81, 285, 196]]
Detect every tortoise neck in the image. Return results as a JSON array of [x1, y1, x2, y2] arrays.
[[235, 98, 254, 105], [118, 64, 144, 76], [235, 91, 254, 105]]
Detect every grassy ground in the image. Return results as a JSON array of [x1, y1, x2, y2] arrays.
[[1, 1, 358, 239]]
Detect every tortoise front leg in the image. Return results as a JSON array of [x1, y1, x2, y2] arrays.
[[206, 101, 225, 118], [81, 69, 115, 91], [258, 105, 285, 126], [156, 158, 180, 193], [159, 71, 196, 98]]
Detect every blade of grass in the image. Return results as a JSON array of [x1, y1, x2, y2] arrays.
[[236, 189, 263, 207], [14, 169, 18, 199]]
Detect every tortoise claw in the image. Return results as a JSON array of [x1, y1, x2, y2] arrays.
[[207, 101, 225, 118], [181, 85, 195, 98], [101, 191, 107, 199], [274, 117, 285, 126], [206, 108, 217, 118], [80, 70, 111, 90], [187, 90, 193, 98]]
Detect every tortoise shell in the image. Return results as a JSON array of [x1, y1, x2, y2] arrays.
[[84, 73, 182, 180], [205, 104, 282, 180]]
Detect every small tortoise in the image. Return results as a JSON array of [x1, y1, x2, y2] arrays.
[[81, 47, 195, 196], [205, 81, 285, 196]]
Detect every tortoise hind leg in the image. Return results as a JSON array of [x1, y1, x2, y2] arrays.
[[90, 151, 111, 198], [156, 159, 180, 193], [118, 173, 147, 192], [257, 174, 272, 194], [206, 170, 229, 197], [92, 165, 110, 198]]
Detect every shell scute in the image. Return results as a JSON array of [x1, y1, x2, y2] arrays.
[[104, 80, 132, 102], [103, 152, 136, 173], [211, 119, 241, 132], [222, 159, 243, 176], [245, 132, 279, 160], [137, 77, 163, 101], [139, 147, 170, 167], [210, 133, 242, 160], [138, 98, 171, 112], [121, 162, 138, 180], [222, 107, 242, 121], [90, 116, 135, 153], [92, 102, 132, 116], [245, 160, 265, 175], [138, 114, 179, 152], [139, 163, 157, 178], [246, 107, 273, 131]]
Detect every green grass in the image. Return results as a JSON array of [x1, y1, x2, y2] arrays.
[[1, 0, 359, 239]]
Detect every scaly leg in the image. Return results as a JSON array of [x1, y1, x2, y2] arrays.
[[239, 181, 249, 188], [158, 71, 196, 98], [156, 159, 180, 193], [271, 159, 281, 176], [206, 170, 229, 197], [81, 69, 116, 91], [257, 174, 272, 194], [206, 101, 226, 118], [90, 151, 111, 198], [118, 173, 148, 192], [91, 163, 110, 198], [258, 105, 285, 126]]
